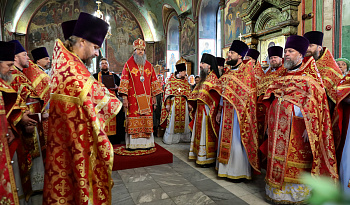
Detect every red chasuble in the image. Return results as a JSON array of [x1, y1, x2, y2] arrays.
[[119, 56, 162, 137], [316, 48, 343, 103], [210, 60, 260, 172], [334, 73, 350, 171], [263, 56, 338, 189], [0, 81, 19, 205], [257, 66, 286, 148], [8, 67, 43, 200], [160, 74, 191, 132], [188, 71, 220, 160], [97, 71, 117, 136], [43, 39, 122, 205], [252, 61, 265, 85], [23, 60, 51, 112], [23, 60, 51, 160]]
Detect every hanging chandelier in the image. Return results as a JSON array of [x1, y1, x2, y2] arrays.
[[93, 1, 112, 39]]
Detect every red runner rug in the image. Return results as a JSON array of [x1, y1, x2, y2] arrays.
[[112, 143, 173, 170]]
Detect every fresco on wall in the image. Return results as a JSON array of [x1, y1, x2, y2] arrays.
[[224, 0, 248, 46], [174, 0, 190, 12], [181, 18, 195, 56], [154, 39, 165, 65], [198, 0, 219, 39], [146, 43, 154, 65], [27, 0, 143, 73]]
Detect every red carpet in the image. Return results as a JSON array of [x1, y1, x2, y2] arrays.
[[112, 143, 173, 170]]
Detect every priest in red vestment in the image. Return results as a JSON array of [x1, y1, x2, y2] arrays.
[[27, 47, 52, 160], [257, 46, 286, 163], [43, 12, 122, 205], [263, 35, 338, 204], [9, 39, 45, 203], [31, 47, 51, 75], [188, 53, 220, 166], [216, 57, 228, 76], [336, 72, 350, 194], [119, 38, 162, 150], [211, 40, 260, 179], [304, 31, 343, 113], [0, 41, 21, 205], [160, 63, 192, 144]]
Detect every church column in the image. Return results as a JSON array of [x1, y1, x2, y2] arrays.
[[242, 20, 258, 49], [219, 0, 225, 54], [279, 1, 300, 36]]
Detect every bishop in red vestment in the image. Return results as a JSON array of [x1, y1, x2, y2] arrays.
[[119, 38, 162, 150]]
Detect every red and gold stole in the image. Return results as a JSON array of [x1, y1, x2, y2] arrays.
[[160, 74, 191, 133], [23, 60, 51, 112], [257, 66, 286, 146], [210, 60, 260, 172], [97, 71, 117, 136], [0, 86, 19, 205], [264, 56, 338, 189], [188, 71, 219, 159], [9, 67, 39, 108], [23, 60, 51, 159], [1, 78, 33, 202], [253, 61, 265, 85], [0, 79, 23, 127], [316, 47, 343, 103], [44, 39, 122, 205], [333, 73, 350, 167], [119, 56, 162, 136]]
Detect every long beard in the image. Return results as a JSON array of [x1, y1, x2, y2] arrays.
[[218, 68, 223, 76], [199, 69, 208, 84], [284, 58, 298, 70], [226, 58, 238, 66], [0, 72, 12, 82], [133, 53, 147, 66]]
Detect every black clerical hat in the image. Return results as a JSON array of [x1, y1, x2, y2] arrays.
[[216, 57, 225, 67], [9, 40, 25, 55], [229, 40, 249, 57], [285, 35, 309, 57], [303, 31, 324, 46], [62, 20, 77, 40], [246, 49, 260, 60], [72, 12, 109, 47], [0, 41, 16, 61], [201, 53, 220, 78], [176, 63, 186, 72], [268, 46, 283, 58], [31, 47, 49, 62]]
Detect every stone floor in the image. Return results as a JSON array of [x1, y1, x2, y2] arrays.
[[111, 137, 272, 205]]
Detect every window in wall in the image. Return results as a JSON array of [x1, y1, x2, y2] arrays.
[[217, 7, 221, 57], [166, 15, 180, 79], [198, 0, 220, 74]]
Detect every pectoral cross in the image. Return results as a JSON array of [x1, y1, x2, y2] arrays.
[[238, 33, 243, 41], [278, 92, 284, 105], [177, 87, 181, 92]]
